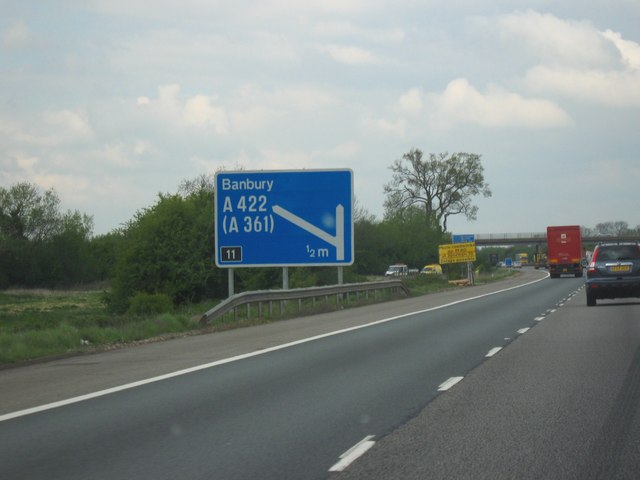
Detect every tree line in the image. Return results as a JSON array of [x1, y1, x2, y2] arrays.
[[18, 150, 639, 313], [0, 178, 452, 311], [0, 182, 107, 289]]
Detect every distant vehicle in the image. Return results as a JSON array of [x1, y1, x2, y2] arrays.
[[385, 264, 408, 277], [534, 253, 548, 269], [504, 257, 513, 267], [547, 225, 583, 278], [512, 261, 522, 268], [420, 264, 443, 275], [515, 253, 529, 266], [585, 242, 640, 306]]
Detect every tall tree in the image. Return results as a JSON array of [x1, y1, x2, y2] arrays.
[[44, 211, 95, 285], [0, 182, 62, 241], [0, 182, 99, 287], [383, 149, 491, 233], [594, 221, 630, 236]]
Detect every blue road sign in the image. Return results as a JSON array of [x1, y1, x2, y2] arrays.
[[215, 169, 354, 267], [453, 234, 475, 244]]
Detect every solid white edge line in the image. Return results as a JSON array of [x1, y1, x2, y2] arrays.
[[438, 376, 464, 391], [329, 435, 376, 472], [486, 347, 502, 357], [1, 272, 550, 423]]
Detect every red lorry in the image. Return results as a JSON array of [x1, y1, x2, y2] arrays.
[[546, 225, 584, 278]]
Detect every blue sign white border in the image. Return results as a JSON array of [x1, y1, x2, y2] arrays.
[[214, 168, 354, 268], [453, 234, 476, 244]]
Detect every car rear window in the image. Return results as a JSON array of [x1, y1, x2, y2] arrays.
[[596, 245, 640, 261]]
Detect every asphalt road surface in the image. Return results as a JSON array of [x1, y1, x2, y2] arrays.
[[331, 280, 640, 479], [3, 270, 632, 479]]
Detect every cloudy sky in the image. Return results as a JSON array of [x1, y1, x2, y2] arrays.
[[2, 1, 639, 236]]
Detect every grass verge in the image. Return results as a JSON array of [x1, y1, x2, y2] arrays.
[[0, 269, 519, 365], [0, 290, 212, 365]]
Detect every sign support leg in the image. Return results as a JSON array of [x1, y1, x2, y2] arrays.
[[283, 267, 289, 290], [337, 266, 344, 285], [228, 268, 235, 298]]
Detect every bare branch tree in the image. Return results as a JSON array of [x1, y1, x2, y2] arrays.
[[383, 149, 491, 233], [594, 221, 630, 236]]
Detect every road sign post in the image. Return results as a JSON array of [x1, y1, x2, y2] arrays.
[[215, 169, 354, 268], [439, 241, 477, 285], [450, 235, 477, 285]]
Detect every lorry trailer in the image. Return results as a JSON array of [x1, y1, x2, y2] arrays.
[[546, 225, 583, 278]]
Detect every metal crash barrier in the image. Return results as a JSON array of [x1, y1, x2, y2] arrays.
[[200, 280, 410, 325]]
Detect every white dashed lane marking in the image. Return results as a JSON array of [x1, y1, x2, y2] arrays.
[[329, 436, 376, 472], [486, 347, 503, 357], [438, 376, 464, 391]]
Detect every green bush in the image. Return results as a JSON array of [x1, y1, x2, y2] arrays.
[[127, 292, 173, 316], [108, 190, 223, 313]]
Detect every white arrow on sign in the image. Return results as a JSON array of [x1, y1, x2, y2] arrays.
[[272, 204, 345, 260]]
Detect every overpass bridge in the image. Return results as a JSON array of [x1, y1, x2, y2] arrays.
[[473, 233, 640, 246]]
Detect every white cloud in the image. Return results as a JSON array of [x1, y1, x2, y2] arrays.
[[271, 86, 338, 112], [251, 141, 362, 171], [252, 0, 379, 17], [2, 21, 33, 49], [42, 110, 94, 143], [249, 31, 300, 62], [138, 84, 230, 134], [323, 141, 361, 160], [314, 20, 405, 45], [222, 84, 338, 136], [255, 148, 313, 170], [133, 83, 335, 138], [0, 109, 93, 149], [110, 27, 299, 79], [492, 12, 640, 108], [156, 84, 181, 112], [89, 0, 376, 20], [33, 173, 91, 200], [601, 29, 640, 70], [0, 116, 23, 145], [16, 154, 39, 170], [0, 152, 39, 182], [133, 140, 157, 156], [494, 10, 612, 68], [88, 0, 220, 17], [99, 143, 141, 168], [367, 78, 571, 138], [428, 78, 571, 129], [1, 150, 93, 206], [379, 117, 407, 136], [397, 88, 424, 115], [229, 106, 274, 134], [320, 44, 380, 65], [524, 66, 640, 107], [184, 95, 230, 134]]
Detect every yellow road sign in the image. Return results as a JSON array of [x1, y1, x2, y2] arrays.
[[439, 242, 477, 264]]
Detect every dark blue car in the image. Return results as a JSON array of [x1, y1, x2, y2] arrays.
[[585, 242, 640, 306]]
